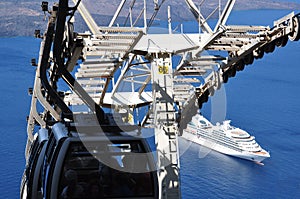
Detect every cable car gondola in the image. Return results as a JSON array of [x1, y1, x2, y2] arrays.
[[22, 122, 159, 199]]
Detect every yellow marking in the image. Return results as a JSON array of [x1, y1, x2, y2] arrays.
[[158, 65, 169, 74]]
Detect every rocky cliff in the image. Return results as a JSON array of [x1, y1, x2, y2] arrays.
[[1, 0, 299, 36]]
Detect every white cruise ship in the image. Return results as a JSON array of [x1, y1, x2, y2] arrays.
[[182, 114, 270, 163]]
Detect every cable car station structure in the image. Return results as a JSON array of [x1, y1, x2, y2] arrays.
[[22, 0, 300, 198]]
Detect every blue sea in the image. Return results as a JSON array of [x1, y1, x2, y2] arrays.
[[0, 9, 300, 199]]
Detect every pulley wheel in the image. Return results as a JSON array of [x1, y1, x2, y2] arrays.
[[275, 36, 288, 47], [254, 48, 264, 59], [229, 68, 236, 78], [289, 16, 300, 41], [235, 60, 245, 71], [243, 53, 254, 65], [264, 42, 275, 53], [222, 73, 229, 83]]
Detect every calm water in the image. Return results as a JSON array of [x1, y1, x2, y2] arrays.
[[0, 9, 300, 199]]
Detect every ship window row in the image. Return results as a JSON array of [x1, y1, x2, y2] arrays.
[[239, 142, 255, 146], [196, 133, 242, 152], [237, 141, 257, 147], [197, 132, 233, 144], [243, 146, 260, 150], [198, 130, 229, 140], [233, 136, 252, 140], [197, 131, 239, 147], [197, 131, 261, 153], [235, 139, 254, 142]]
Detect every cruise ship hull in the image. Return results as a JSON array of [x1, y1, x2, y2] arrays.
[[181, 130, 270, 163]]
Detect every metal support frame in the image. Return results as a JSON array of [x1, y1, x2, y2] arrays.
[[151, 54, 181, 199], [185, 0, 213, 34], [25, 1, 300, 199], [72, 0, 100, 34], [214, 0, 236, 32], [109, 0, 127, 27]]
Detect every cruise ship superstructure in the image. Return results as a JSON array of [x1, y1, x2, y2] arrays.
[[182, 114, 270, 163]]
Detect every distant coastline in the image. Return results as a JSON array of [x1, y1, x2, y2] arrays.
[[1, 0, 300, 37]]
